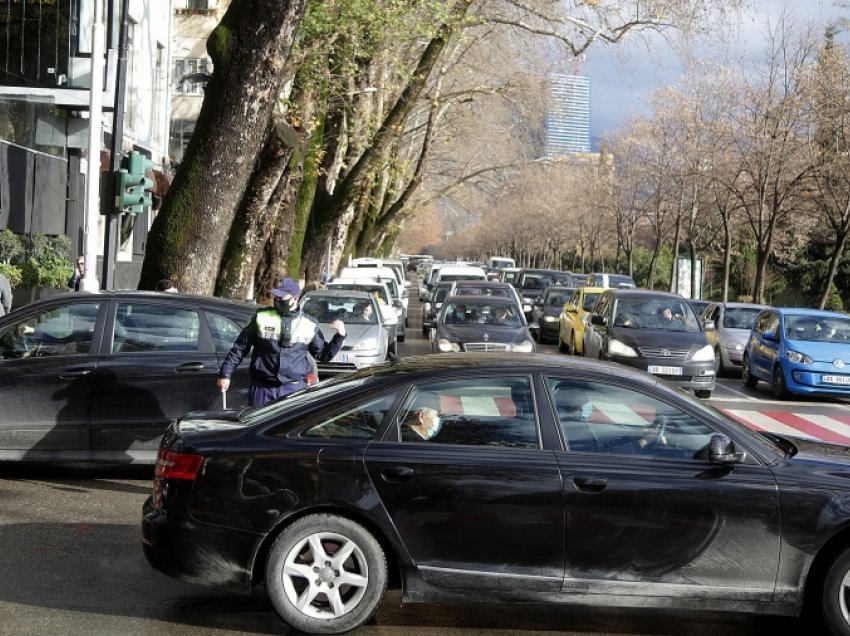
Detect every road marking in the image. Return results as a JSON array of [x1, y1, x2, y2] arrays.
[[722, 409, 850, 445]]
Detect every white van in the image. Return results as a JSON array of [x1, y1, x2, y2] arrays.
[[337, 266, 407, 336], [434, 265, 487, 285], [488, 256, 515, 270]]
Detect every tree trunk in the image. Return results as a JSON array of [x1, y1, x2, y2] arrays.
[[818, 230, 848, 309], [216, 126, 294, 299], [139, 0, 308, 293]]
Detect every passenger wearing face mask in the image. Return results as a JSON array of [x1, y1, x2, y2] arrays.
[[217, 278, 346, 406]]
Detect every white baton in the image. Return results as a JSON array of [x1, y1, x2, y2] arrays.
[[222, 389, 227, 410]]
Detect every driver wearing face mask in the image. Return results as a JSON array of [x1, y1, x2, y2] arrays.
[[217, 278, 346, 406], [405, 407, 442, 441]]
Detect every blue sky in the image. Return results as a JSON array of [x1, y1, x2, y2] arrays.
[[582, 1, 845, 148]]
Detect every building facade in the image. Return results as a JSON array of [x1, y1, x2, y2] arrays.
[[0, 0, 173, 290], [544, 73, 591, 157]]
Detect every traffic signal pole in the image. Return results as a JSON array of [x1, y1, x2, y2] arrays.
[[102, 0, 130, 290]]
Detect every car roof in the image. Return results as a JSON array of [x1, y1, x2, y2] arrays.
[[604, 289, 684, 300], [444, 294, 517, 305], [453, 281, 514, 288], [7, 290, 259, 313], [773, 307, 849, 318], [303, 289, 373, 300], [578, 286, 606, 294]]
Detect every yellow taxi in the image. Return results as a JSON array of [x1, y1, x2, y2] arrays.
[[558, 286, 605, 355]]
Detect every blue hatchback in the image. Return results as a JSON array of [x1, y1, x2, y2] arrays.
[[743, 307, 850, 398]]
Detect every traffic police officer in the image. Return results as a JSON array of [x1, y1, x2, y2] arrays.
[[216, 278, 346, 406]]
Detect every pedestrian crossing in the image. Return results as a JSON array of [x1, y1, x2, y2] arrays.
[[723, 409, 850, 445]]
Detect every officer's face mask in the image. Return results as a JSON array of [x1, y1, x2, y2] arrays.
[[274, 297, 297, 315]]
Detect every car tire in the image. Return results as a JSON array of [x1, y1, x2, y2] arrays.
[[819, 546, 850, 636], [265, 513, 387, 635], [695, 389, 712, 399], [742, 355, 758, 388], [398, 332, 405, 342], [773, 365, 789, 399]]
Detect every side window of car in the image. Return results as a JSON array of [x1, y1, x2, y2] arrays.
[[0, 302, 101, 359], [547, 377, 716, 459], [113, 303, 200, 353], [300, 392, 399, 440], [207, 311, 244, 352], [397, 376, 538, 447]]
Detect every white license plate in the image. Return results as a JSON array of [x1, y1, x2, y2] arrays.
[[822, 375, 850, 385], [334, 353, 349, 363], [649, 365, 683, 376]]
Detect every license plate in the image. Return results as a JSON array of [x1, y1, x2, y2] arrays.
[[649, 365, 683, 376], [822, 375, 850, 385], [334, 353, 348, 363]]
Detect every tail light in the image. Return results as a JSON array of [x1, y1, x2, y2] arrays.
[[155, 448, 203, 480]]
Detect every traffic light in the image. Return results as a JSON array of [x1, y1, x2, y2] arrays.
[[114, 151, 154, 215]]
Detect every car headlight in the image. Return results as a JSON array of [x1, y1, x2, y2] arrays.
[[353, 338, 379, 352], [513, 340, 535, 352], [608, 339, 638, 357], [523, 304, 531, 313], [691, 344, 715, 362], [723, 341, 744, 351], [424, 302, 431, 312], [437, 338, 460, 352], [543, 316, 557, 322], [786, 350, 813, 364]]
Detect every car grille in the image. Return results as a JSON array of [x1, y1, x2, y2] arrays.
[[464, 343, 510, 352], [639, 347, 690, 361]]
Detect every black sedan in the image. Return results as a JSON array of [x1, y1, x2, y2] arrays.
[[143, 353, 850, 635], [530, 285, 576, 344], [430, 295, 535, 353], [0, 290, 256, 463]]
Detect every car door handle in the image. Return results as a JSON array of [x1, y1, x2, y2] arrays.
[[175, 362, 205, 372], [572, 476, 607, 493], [59, 368, 93, 379], [381, 466, 414, 482]]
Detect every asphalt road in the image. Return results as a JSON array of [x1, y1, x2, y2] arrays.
[[0, 286, 839, 635]]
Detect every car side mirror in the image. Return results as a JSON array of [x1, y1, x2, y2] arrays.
[[590, 314, 606, 326], [703, 320, 715, 331], [528, 323, 540, 332], [708, 434, 747, 464]]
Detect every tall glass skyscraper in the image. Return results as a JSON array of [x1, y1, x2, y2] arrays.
[[544, 73, 591, 157]]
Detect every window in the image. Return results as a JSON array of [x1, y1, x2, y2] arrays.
[[548, 378, 716, 458], [301, 392, 398, 440], [173, 58, 210, 94], [0, 303, 101, 359], [207, 312, 244, 352], [398, 377, 538, 447], [113, 303, 200, 353]]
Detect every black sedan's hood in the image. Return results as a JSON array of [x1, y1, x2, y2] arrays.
[[610, 327, 708, 352], [437, 323, 530, 345], [785, 436, 850, 464]]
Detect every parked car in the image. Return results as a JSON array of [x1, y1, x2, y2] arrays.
[[585, 272, 637, 289], [530, 285, 576, 344], [144, 352, 850, 636], [300, 290, 390, 376], [497, 266, 521, 287], [0, 290, 263, 463], [420, 281, 455, 335], [323, 278, 399, 353], [742, 307, 850, 399], [702, 301, 769, 375], [431, 295, 535, 353], [558, 285, 605, 355], [583, 289, 716, 398], [515, 269, 574, 320]]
